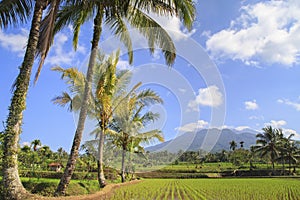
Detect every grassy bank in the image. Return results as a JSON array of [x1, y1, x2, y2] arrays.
[[0, 177, 100, 197]]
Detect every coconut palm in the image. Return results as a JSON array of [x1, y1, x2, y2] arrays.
[[229, 140, 237, 151], [49, 1, 195, 195], [108, 89, 164, 182], [255, 126, 282, 172], [240, 141, 244, 148], [30, 139, 42, 152], [279, 133, 300, 174], [52, 50, 135, 188], [0, 1, 51, 199]]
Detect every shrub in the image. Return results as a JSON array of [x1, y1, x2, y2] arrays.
[[66, 183, 87, 196], [31, 182, 57, 196], [19, 167, 119, 180]]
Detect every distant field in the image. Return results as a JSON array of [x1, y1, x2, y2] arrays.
[[136, 162, 298, 173], [107, 178, 300, 200]]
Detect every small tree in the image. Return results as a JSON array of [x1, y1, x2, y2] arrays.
[[229, 140, 237, 151], [240, 141, 244, 148], [108, 88, 164, 182], [31, 139, 42, 152]]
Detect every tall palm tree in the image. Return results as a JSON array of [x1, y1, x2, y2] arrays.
[[108, 89, 164, 182], [229, 140, 237, 151], [30, 139, 42, 152], [255, 126, 282, 172], [51, 0, 195, 195], [0, 1, 51, 199]]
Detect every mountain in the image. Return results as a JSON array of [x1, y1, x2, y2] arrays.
[[146, 128, 258, 153]]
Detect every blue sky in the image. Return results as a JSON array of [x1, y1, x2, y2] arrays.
[[1, 0, 300, 152]]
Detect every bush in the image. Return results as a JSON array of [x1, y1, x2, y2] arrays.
[[65, 183, 87, 196], [31, 182, 57, 196], [20, 167, 119, 180]]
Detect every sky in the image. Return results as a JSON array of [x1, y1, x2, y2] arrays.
[[1, 0, 300, 152]]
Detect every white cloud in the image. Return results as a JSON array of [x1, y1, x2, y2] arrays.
[[278, 98, 300, 111], [0, 29, 28, 56], [249, 115, 264, 120], [264, 120, 287, 128], [284, 128, 300, 139], [117, 59, 132, 70], [245, 100, 259, 110], [21, 141, 31, 147], [178, 88, 186, 93], [188, 85, 223, 111], [263, 120, 300, 139], [206, 0, 300, 66], [151, 49, 161, 61], [235, 126, 250, 131], [150, 13, 196, 41], [176, 120, 208, 132], [46, 33, 86, 66]]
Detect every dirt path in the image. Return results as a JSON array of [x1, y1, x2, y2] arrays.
[[26, 180, 141, 200]]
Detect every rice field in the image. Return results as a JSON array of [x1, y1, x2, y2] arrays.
[[108, 178, 300, 200]]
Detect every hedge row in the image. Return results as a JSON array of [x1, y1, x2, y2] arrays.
[[20, 168, 119, 180], [136, 172, 209, 179]]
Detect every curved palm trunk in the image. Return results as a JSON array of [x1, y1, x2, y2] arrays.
[[97, 130, 106, 187], [54, 7, 103, 196], [2, 1, 46, 199]]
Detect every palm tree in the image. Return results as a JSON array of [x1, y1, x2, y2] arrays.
[[240, 141, 244, 148], [0, 1, 51, 199], [52, 51, 135, 188], [229, 140, 237, 151], [52, 1, 195, 195], [255, 126, 282, 173], [108, 89, 164, 182], [279, 134, 300, 174], [30, 139, 42, 152]]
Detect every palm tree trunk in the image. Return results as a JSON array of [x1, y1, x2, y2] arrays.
[[54, 6, 103, 196], [121, 147, 126, 183], [289, 158, 291, 174], [97, 129, 106, 188], [281, 152, 285, 175], [2, 1, 46, 199]]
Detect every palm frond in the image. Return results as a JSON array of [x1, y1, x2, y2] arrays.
[[140, 111, 160, 125], [0, 0, 32, 28], [52, 92, 72, 110], [136, 129, 164, 144], [53, 1, 95, 46], [105, 14, 133, 64], [51, 66, 86, 95], [35, 0, 61, 84], [136, 88, 163, 106], [126, 6, 176, 66], [172, 0, 195, 31]]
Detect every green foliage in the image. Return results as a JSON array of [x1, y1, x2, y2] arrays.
[[228, 149, 250, 166], [20, 178, 100, 197], [19, 168, 119, 180], [0, 0, 33, 29], [254, 126, 300, 172]]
